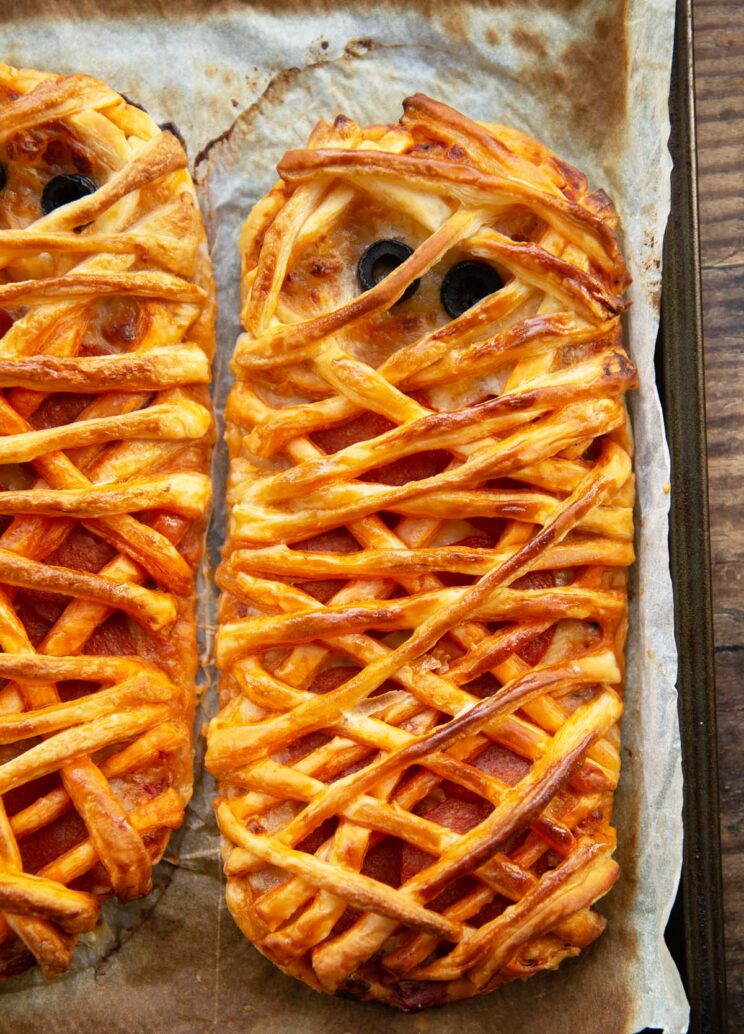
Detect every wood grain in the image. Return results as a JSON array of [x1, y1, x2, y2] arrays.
[[694, 0, 744, 1027]]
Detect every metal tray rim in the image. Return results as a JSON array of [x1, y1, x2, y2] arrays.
[[655, 1, 728, 1031]]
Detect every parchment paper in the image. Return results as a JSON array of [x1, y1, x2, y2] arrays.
[[0, 2, 688, 1032]]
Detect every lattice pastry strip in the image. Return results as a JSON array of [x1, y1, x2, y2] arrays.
[[0, 64, 213, 978], [209, 94, 636, 1009]]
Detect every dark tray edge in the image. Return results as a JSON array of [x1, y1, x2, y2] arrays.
[[655, 0, 729, 1031]]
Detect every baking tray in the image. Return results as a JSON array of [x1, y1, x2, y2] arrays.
[[0, 1, 726, 1030], [656, 0, 728, 1031]]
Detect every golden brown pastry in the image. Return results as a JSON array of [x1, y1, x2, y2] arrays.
[[208, 94, 636, 1010], [0, 63, 214, 978]]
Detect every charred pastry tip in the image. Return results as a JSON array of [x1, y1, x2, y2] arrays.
[[617, 351, 638, 378], [615, 353, 640, 388], [603, 289, 631, 317], [276, 149, 301, 179], [551, 156, 588, 198], [341, 977, 371, 996], [402, 91, 433, 113], [120, 92, 148, 114], [159, 121, 187, 154], [585, 187, 618, 220], [602, 350, 637, 383]]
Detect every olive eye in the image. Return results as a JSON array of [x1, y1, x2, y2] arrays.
[[0, 164, 6, 193], [441, 260, 503, 318], [41, 174, 97, 215], [357, 239, 421, 302]]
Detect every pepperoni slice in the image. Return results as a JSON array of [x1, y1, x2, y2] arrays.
[[308, 666, 359, 694], [13, 590, 63, 645], [282, 731, 330, 765], [511, 570, 555, 592], [2, 773, 60, 816], [331, 754, 373, 782], [296, 527, 358, 554], [296, 817, 338, 857], [283, 669, 366, 765], [401, 795, 492, 883], [428, 875, 478, 915], [83, 613, 137, 656], [360, 836, 401, 888], [517, 628, 555, 667], [18, 810, 88, 874], [424, 795, 492, 835], [294, 529, 351, 599], [511, 570, 556, 666], [310, 410, 449, 487], [391, 980, 448, 1011], [330, 906, 361, 938], [469, 894, 510, 929], [365, 449, 450, 487], [451, 533, 500, 551], [312, 411, 393, 453], [296, 579, 346, 604], [308, 666, 399, 701], [18, 521, 113, 654], [30, 393, 90, 430], [57, 679, 97, 702], [468, 516, 507, 539], [0, 309, 14, 338], [464, 672, 501, 699], [174, 518, 205, 570], [473, 742, 532, 786], [47, 526, 115, 574]]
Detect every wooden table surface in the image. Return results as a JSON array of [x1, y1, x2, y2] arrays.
[[694, 1, 743, 1027]]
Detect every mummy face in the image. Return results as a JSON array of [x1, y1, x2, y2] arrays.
[[212, 94, 636, 1009]]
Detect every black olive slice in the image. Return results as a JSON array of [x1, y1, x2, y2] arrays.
[[41, 174, 98, 215], [441, 260, 503, 318], [0, 164, 6, 193], [357, 239, 420, 302]]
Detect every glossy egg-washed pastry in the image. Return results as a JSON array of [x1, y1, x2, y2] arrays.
[[0, 64, 214, 978], [208, 94, 636, 1010]]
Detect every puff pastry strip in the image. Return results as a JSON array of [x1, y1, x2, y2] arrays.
[[0, 64, 213, 979], [209, 95, 636, 1009]]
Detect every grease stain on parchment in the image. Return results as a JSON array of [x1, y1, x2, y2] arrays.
[[516, 0, 629, 172], [193, 38, 450, 185]]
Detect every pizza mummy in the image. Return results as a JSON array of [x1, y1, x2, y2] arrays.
[[0, 64, 214, 979], [209, 94, 636, 1010]]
